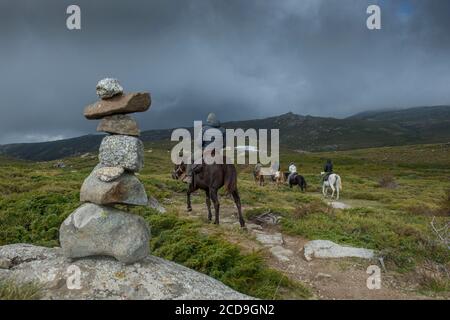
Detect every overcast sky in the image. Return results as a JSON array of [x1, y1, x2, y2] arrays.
[[1, 0, 449, 144]]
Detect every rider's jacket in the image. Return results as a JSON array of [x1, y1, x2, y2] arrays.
[[197, 123, 226, 150], [324, 163, 333, 173], [288, 164, 297, 174]]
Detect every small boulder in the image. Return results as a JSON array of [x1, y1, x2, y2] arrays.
[[0, 258, 12, 269], [84, 93, 151, 119], [99, 135, 144, 172], [94, 166, 124, 182], [303, 240, 375, 261], [253, 230, 284, 246], [80, 169, 148, 206], [97, 114, 140, 136], [60, 203, 150, 264], [96, 78, 124, 99]]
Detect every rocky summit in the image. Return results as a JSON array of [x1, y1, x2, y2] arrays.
[[97, 114, 140, 136], [0, 244, 251, 300], [60, 203, 150, 264], [99, 135, 144, 172], [84, 92, 151, 119], [96, 78, 124, 99]]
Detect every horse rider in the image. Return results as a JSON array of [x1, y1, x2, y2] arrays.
[[287, 162, 297, 184], [254, 161, 262, 175], [323, 159, 333, 182], [185, 113, 226, 184]]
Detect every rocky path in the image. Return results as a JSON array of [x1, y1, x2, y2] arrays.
[[177, 195, 429, 300]]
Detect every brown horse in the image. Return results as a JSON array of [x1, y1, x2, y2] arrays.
[[172, 162, 246, 228]]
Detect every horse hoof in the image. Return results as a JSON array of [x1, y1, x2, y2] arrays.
[[187, 208, 192, 212]]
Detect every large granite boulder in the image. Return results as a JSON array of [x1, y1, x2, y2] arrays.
[[97, 114, 140, 136], [84, 93, 151, 119], [80, 168, 148, 206], [96, 78, 124, 99], [99, 135, 144, 172], [0, 244, 252, 300], [60, 203, 150, 264]]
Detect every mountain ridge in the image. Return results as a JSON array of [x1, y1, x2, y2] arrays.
[[1, 105, 449, 161]]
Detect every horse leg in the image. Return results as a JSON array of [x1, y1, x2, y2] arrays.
[[205, 190, 212, 221], [187, 190, 192, 212], [210, 189, 220, 224], [330, 184, 335, 199], [336, 183, 340, 200], [231, 190, 245, 228]]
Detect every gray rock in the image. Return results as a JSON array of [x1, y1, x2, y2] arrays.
[[0, 244, 252, 300], [80, 169, 148, 206], [252, 230, 284, 246], [99, 135, 144, 172], [303, 240, 375, 261], [329, 201, 351, 210], [60, 203, 150, 264], [97, 114, 140, 136], [0, 258, 11, 269], [84, 93, 151, 119], [94, 166, 124, 182], [96, 78, 124, 99], [148, 196, 166, 214], [269, 246, 293, 262]]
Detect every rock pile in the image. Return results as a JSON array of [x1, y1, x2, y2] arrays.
[[60, 78, 152, 264]]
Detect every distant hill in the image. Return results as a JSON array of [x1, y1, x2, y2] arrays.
[[1, 105, 449, 161]]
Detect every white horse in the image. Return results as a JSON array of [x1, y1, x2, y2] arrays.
[[321, 172, 342, 200]]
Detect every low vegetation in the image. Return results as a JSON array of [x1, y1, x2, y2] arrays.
[[0, 279, 42, 300], [0, 142, 449, 298]]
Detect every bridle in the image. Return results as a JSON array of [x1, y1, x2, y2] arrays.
[[173, 165, 186, 179]]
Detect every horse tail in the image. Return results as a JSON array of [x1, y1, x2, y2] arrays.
[[336, 175, 342, 191], [224, 165, 238, 194]]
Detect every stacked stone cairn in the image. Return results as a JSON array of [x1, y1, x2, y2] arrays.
[[59, 78, 152, 264]]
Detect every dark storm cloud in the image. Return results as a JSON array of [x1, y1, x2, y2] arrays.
[[0, 0, 449, 143]]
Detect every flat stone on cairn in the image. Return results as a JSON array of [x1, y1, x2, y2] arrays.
[[59, 78, 153, 264], [84, 92, 151, 119], [80, 166, 148, 206], [97, 114, 140, 136]]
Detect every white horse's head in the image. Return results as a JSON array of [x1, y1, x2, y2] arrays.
[[320, 171, 325, 175]]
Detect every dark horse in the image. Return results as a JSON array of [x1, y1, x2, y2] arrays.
[[283, 172, 307, 192], [172, 161, 246, 228]]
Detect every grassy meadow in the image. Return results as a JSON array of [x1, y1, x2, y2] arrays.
[[0, 141, 449, 299]]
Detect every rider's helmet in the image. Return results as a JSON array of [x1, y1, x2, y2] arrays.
[[206, 113, 220, 127]]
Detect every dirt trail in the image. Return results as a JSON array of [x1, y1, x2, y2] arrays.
[[176, 195, 429, 300]]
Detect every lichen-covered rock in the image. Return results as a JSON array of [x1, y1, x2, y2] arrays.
[[96, 78, 124, 99], [99, 135, 144, 172], [0, 258, 11, 269], [60, 203, 150, 264], [97, 114, 140, 136], [303, 240, 375, 261], [94, 166, 124, 182], [84, 93, 151, 119], [0, 244, 251, 300], [80, 168, 148, 206]]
